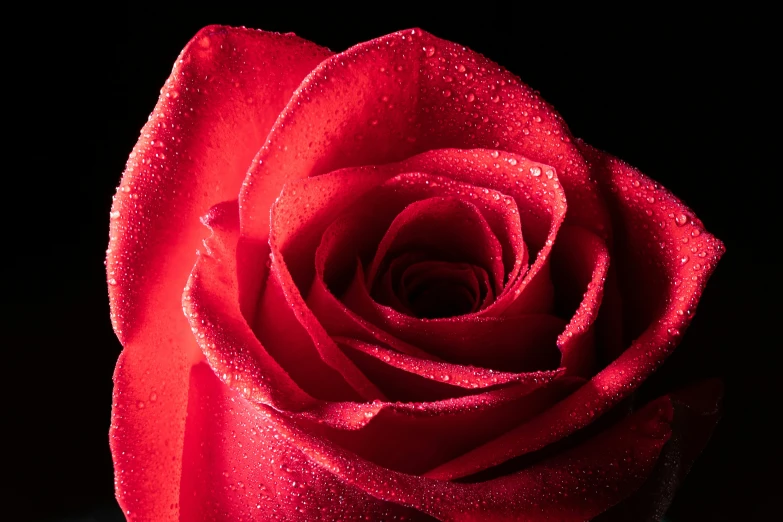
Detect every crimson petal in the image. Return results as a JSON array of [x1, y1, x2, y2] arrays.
[[179, 363, 434, 521], [550, 225, 611, 377], [594, 380, 723, 521], [257, 390, 675, 521], [336, 336, 562, 402], [107, 26, 332, 520], [239, 29, 607, 246]]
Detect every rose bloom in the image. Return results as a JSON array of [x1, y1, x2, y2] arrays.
[[107, 26, 724, 521]]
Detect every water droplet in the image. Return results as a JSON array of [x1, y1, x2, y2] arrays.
[[675, 213, 689, 226], [424, 46, 435, 57], [110, 211, 121, 219], [508, 158, 517, 166], [530, 166, 542, 177], [442, 89, 452, 97]]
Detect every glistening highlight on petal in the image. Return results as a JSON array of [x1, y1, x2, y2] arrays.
[[108, 26, 332, 520]]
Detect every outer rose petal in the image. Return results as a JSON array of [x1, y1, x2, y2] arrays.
[[424, 146, 724, 480], [240, 29, 608, 242], [594, 380, 722, 521], [180, 363, 434, 522], [108, 26, 332, 520], [252, 391, 676, 521]]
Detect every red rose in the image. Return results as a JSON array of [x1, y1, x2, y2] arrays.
[[108, 25, 724, 521]]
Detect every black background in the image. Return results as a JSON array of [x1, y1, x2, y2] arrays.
[[15, 7, 774, 521]]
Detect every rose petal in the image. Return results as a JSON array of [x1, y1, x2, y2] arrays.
[[239, 29, 608, 247], [298, 376, 578, 476], [253, 263, 384, 401], [257, 390, 674, 521], [258, 164, 431, 401], [423, 145, 724, 480], [108, 26, 332, 520], [550, 225, 611, 377], [594, 380, 723, 521], [336, 336, 563, 402], [185, 200, 322, 410], [594, 263, 626, 365], [179, 363, 433, 521]]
